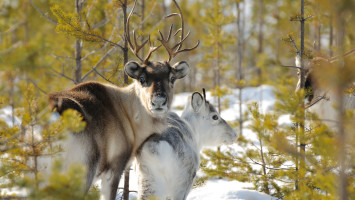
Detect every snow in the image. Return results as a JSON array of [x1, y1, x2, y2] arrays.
[[187, 179, 276, 200], [0, 106, 21, 127]]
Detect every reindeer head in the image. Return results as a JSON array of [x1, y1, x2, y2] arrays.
[[124, 0, 199, 117], [125, 61, 189, 116], [182, 90, 238, 146]]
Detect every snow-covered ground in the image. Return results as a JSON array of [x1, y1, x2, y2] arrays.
[[114, 85, 283, 200]]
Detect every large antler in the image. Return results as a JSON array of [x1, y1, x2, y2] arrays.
[[158, 0, 200, 62], [126, 0, 160, 64]]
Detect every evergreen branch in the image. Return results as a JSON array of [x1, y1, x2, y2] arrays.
[[0, 131, 23, 146], [81, 47, 117, 81], [288, 35, 300, 56], [60, 15, 124, 50], [29, 0, 58, 25], [247, 156, 293, 171], [0, 145, 24, 153]]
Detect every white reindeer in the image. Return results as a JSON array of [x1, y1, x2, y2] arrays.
[[136, 90, 238, 200]]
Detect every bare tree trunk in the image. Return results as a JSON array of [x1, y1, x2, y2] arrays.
[[259, 138, 270, 194], [9, 74, 15, 127], [122, 0, 129, 85], [236, 2, 243, 135], [329, 15, 333, 57], [24, 0, 29, 45], [275, 1, 280, 62], [122, 1, 130, 199], [258, 0, 264, 54], [317, 24, 321, 51], [216, 34, 221, 113], [74, 0, 83, 84], [336, 9, 347, 200], [298, 0, 306, 190], [315, 1, 321, 51], [123, 168, 130, 200]]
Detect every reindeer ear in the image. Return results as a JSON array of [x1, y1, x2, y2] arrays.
[[125, 61, 143, 79], [172, 61, 190, 79], [191, 92, 204, 112]]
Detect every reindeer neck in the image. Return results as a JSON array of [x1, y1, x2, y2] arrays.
[[119, 83, 167, 149], [181, 114, 203, 152]]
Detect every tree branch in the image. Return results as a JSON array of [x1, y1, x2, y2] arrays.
[[288, 35, 300, 56], [50, 67, 75, 83], [82, 19, 119, 61], [0, 41, 23, 55], [27, 78, 48, 95], [281, 65, 302, 69], [62, 18, 124, 50], [81, 47, 117, 81], [2, 20, 25, 35], [29, 0, 58, 25]]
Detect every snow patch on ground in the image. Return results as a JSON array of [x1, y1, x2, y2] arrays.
[[187, 179, 276, 200]]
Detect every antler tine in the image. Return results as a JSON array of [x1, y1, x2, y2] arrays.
[[133, 30, 149, 54], [126, 0, 142, 61], [143, 36, 162, 64], [172, 30, 191, 51], [170, 0, 184, 50], [158, 27, 175, 62], [174, 28, 182, 36], [157, 0, 199, 62], [126, 0, 159, 63]]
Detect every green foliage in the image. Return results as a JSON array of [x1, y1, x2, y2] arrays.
[[51, 5, 104, 43], [61, 109, 86, 133], [202, 102, 287, 198], [22, 160, 99, 200]]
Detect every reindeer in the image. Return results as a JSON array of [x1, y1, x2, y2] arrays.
[[48, 1, 199, 199], [136, 90, 238, 200], [295, 53, 355, 128]]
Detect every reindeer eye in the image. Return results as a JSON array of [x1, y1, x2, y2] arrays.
[[171, 77, 176, 83], [212, 115, 219, 120], [139, 77, 145, 84]]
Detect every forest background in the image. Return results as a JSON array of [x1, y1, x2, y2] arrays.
[[1, 0, 355, 199]]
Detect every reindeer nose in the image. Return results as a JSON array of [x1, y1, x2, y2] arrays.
[[152, 93, 167, 107]]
